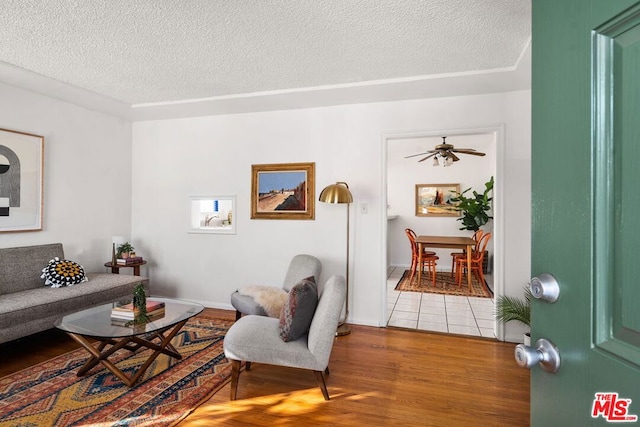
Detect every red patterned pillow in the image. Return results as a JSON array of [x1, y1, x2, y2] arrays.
[[278, 276, 318, 342]]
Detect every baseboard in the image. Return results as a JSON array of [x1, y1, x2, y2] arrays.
[[504, 332, 526, 344]]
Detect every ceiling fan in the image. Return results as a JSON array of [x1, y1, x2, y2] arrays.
[[406, 136, 486, 166]]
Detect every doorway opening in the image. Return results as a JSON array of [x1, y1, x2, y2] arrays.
[[381, 126, 505, 339]]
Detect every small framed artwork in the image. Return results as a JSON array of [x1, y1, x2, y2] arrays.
[[188, 195, 236, 234], [251, 162, 315, 220], [415, 183, 460, 217], [0, 128, 44, 232]]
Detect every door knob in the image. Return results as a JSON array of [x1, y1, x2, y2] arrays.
[[529, 273, 560, 303], [514, 338, 561, 373]]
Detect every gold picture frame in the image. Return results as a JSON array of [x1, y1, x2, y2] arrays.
[[0, 128, 44, 232], [251, 162, 315, 220], [415, 183, 460, 217]]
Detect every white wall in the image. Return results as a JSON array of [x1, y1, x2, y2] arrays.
[[132, 90, 531, 339], [0, 82, 133, 270], [0, 80, 530, 340], [501, 90, 533, 342]]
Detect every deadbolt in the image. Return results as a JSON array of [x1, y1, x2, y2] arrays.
[[529, 273, 560, 303]]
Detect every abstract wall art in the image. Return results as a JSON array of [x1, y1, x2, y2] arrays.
[[0, 128, 44, 232]]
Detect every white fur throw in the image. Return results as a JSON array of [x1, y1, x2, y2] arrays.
[[237, 286, 288, 317]]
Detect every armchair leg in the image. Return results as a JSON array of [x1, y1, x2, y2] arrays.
[[314, 370, 330, 400], [230, 359, 241, 400]]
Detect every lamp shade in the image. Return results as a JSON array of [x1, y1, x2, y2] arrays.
[[318, 182, 353, 204]]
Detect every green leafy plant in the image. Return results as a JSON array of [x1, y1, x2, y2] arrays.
[[450, 176, 494, 231], [126, 283, 150, 326], [116, 242, 134, 257], [495, 286, 531, 327]]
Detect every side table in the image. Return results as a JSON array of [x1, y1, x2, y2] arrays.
[[104, 260, 147, 276]]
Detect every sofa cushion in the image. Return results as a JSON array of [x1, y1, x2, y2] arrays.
[[225, 315, 319, 370], [0, 243, 64, 295], [0, 273, 148, 329], [41, 258, 88, 288], [278, 276, 318, 342]]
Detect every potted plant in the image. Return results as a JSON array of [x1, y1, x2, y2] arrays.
[[450, 176, 494, 232], [129, 283, 150, 325], [451, 177, 494, 272], [495, 286, 531, 345], [116, 242, 134, 259]]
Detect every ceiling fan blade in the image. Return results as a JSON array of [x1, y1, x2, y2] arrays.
[[404, 151, 431, 158], [449, 152, 460, 162], [453, 149, 486, 156], [417, 152, 438, 162]]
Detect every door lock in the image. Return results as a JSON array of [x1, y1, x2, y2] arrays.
[[515, 338, 561, 373], [529, 273, 560, 303]]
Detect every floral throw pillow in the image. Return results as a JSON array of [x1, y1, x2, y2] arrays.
[[41, 257, 88, 288], [278, 276, 318, 342]]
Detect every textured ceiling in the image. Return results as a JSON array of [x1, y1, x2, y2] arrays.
[[0, 0, 530, 106]]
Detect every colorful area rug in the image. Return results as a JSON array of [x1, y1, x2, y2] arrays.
[[395, 270, 493, 298], [0, 315, 233, 427]]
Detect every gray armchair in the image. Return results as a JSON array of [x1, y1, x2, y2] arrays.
[[230, 254, 322, 320], [223, 275, 346, 400]]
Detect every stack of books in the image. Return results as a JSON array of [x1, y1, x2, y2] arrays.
[[111, 300, 165, 326], [116, 256, 144, 265]]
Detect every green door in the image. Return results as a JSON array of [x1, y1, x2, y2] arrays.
[[532, 0, 640, 425]]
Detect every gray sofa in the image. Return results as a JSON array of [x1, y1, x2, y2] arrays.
[[0, 243, 149, 344]]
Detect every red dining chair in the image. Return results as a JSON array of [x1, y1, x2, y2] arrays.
[[405, 228, 439, 286], [450, 229, 484, 278], [406, 229, 437, 258], [454, 232, 492, 286]]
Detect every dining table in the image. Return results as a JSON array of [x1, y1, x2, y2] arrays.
[[416, 235, 476, 291]]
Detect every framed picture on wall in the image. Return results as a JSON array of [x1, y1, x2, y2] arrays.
[[251, 162, 315, 220], [0, 128, 44, 232], [415, 183, 460, 217], [188, 195, 237, 234]]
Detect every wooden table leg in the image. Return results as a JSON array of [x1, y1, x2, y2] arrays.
[[466, 244, 473, 291], [417, 242, 423, 284], [67, 319, 190, 387], [68, 333, 132, 376], [126, 320, 188, 385]]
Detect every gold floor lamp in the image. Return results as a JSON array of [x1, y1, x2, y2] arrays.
[[318, 181, 353, 336]]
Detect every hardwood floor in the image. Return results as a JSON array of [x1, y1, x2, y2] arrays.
[[0, 308, 530, 426]]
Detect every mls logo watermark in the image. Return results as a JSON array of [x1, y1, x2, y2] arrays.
[[592, 393, 638, 422]]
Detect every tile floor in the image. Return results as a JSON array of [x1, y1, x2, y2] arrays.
[[386, 266, 496, 338]]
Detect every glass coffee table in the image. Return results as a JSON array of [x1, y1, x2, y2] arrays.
[[55, 297, 204, 387]]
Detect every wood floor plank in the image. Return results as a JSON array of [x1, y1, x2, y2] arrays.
[[0, 308, 529, 426]]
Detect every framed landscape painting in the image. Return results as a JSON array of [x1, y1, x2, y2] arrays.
[[0, 128, 44, 232], [415, 183, 460, 217], [251, 162, 315, 220]]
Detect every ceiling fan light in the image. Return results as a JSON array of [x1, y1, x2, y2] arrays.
[[445, 156, 453, 166], [432, 157, 439, 166]]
